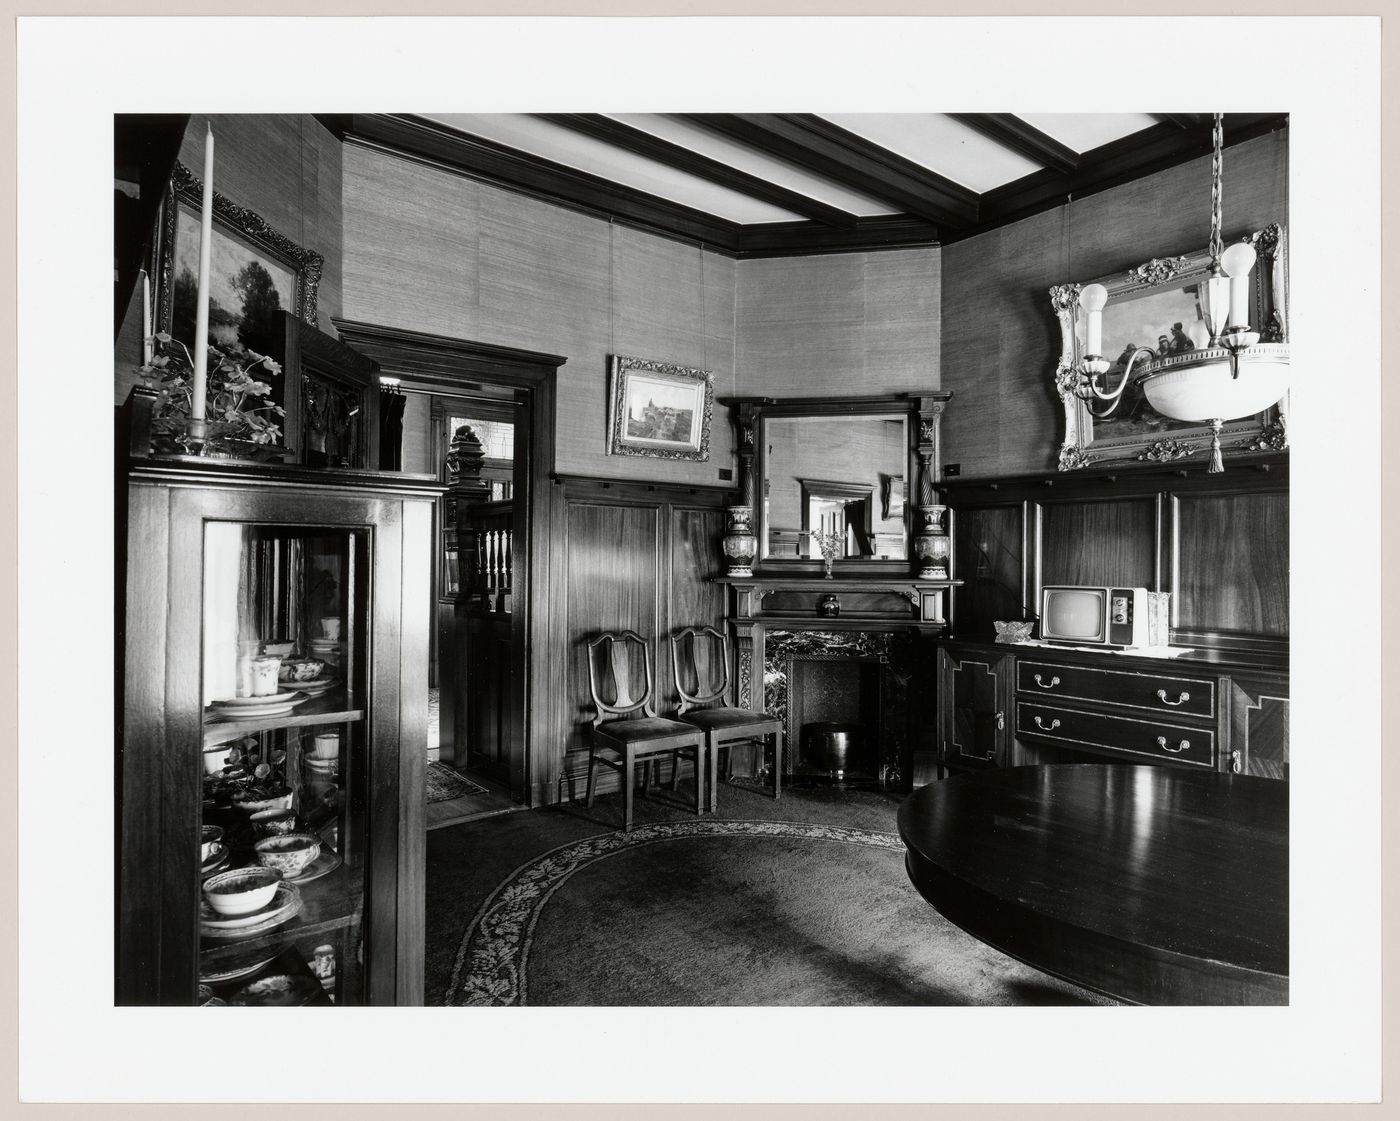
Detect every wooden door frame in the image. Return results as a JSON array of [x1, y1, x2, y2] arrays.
[[334, 320, 567, 807]]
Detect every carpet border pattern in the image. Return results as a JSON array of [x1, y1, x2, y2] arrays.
[[445, 819, 904, 1007]]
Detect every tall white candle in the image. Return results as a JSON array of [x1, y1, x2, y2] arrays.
[[190, 125, 215, 431], [140, 269, 152, 366]]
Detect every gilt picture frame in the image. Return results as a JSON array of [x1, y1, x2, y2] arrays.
[[1051, 224, 1289, 470], [606, 354, 714, 462], [156, 161, 322, 353]]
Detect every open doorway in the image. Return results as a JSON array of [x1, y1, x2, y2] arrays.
[[335, 319, 567, 818]]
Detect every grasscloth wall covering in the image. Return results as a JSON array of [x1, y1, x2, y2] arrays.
[[341, 143, 738, 486], [940, 131, 1288, 479], [115, 114, 344, 405], [736, 248, 942, 397]]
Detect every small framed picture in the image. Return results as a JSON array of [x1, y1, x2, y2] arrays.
[[606, 354, 715, 462]]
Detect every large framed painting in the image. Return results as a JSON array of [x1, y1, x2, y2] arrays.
[[606, 354, 715, 462], [1051, 224, 1289, 470], [156, 162, 322, 353]]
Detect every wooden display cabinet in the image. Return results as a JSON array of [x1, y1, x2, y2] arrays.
[[117, 416, 441, 1006]]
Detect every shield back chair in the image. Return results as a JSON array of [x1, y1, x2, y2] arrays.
[[671, 624, 783, 813], [585, 630, 705, 832]]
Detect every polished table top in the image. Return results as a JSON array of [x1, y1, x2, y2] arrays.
[[897, 764, 1289, 1005]]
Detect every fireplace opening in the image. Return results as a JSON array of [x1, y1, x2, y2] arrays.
[[789, 656, 882, 785]]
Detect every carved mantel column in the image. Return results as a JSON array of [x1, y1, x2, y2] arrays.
[[912, 395, 951, 580], [721, 399, 760, 578]]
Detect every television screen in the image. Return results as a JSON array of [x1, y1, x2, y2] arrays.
[[1045, 588, 1106, 642]]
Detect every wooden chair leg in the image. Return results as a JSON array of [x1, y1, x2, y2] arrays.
[[670, 751, 680, 791], [585, 748, 597, 808], [693, 746, 704, 815], [772, 730, 782, 800], [624, 747, 636, 832], [708, 740, 719, 814]]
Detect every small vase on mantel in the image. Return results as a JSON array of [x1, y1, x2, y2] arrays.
[[722, 506, 758, 578], [822, 557, 834, 579]]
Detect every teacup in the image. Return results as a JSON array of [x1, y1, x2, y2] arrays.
[[250, 808, 297, 837], [320, 617, 341, 642], [250, 656, 283, 697], [312, 732, 341, 760]]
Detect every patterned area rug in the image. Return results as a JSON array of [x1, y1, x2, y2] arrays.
[[427, 762, 488, 804], [442, 815, 1115, 1007]]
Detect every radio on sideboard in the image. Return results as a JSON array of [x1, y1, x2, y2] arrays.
[[1039, 585, 1152, 648]]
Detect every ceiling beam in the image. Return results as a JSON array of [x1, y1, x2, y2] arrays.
[[738, 215, 940, 259], [947, 113, 1079, 177], [1152, 114, 1205, 130], [534, 113, 860, 229], [957, 113, 1288, 245], [678, 113, 980, 228], [338, 113, 745, 254]]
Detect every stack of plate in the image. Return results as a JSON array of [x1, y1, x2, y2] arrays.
[[209, 692, 307, 719], [291, 674, 341, 697]]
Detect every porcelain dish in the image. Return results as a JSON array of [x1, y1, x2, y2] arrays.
[[202, 867, 283, 915]]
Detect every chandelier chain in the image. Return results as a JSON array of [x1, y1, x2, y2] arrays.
[[1209, 113, 1224, 267]]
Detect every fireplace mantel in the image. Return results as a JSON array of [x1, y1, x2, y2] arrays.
[[718, 575, 960, 632], [717, 576, 955, 730]]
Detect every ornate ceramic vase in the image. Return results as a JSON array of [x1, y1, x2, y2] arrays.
[[822, 557, 834, 579], [913, 504, 950, 579], [722, 506, 757, 577]]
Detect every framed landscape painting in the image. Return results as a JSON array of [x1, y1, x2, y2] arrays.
[[606, 354, 715, 462], [156, 161, 322, 353]]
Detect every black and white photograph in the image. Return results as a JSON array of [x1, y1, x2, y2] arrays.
[[12, 9, 1386, 1112]]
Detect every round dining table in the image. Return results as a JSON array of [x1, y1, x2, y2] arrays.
[[897, 763, 1288, 1006]]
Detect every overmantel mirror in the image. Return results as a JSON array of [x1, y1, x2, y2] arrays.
[[1051, 223, 1288, 470], [719, 393, 951, 579]]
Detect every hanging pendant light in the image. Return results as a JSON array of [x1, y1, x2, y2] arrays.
[[1069, 114, 1290, 472]]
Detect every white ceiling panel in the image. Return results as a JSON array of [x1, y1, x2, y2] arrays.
[[607, 114, 902, 218], [818, 113, 1043, 192], [1016, 113, 1159, 154], [423, 113, 804, 224]]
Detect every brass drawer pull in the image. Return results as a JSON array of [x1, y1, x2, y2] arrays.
[[1156, 689, 1191, 706], [1156, 736, 1190, 753], [996, 711, 1005, 731], [1034, 715, 1061, 731], [1034, 674, 1061, 690]]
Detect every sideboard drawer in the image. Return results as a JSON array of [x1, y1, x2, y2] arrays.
[[1015, 659, 1217, 721], [1016, 701, 1218, 769]]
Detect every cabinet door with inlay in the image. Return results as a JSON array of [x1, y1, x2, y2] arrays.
[[1229, 672, 1290, 779], [938, 646, 1012, 772]]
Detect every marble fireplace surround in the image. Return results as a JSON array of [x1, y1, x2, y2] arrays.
[[758, 628, 924, 782]]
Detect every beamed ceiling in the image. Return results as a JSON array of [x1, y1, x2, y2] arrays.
[[320, 112, 1288, 258]]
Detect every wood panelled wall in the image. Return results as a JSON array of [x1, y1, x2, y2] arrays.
[[554, 477, 728, 802], [940, 130, 1288, 478], [736, 248, 941, 396], [945, 456, 1289, 652], [115, 115, 344, 405], [341, 143, 738, 488]]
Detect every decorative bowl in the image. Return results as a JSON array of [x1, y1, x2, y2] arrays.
[[200, 824, 224, 861], [262, 641, 295, 658], [250, 808, 298, 836], [202, 867, 282, 915], [254, 833, 322, 878], [278, 657, 326, 683], [231, 787, 294, 815], [203, 744, 234, 775], [993, 620, 1036, 644]]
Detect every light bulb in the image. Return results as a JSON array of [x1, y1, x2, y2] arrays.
[[1220, 242, 1257, 329], [1079, 283, 1107, 357]]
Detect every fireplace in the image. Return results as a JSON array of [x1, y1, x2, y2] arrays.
[[762, 629, 920, 786]]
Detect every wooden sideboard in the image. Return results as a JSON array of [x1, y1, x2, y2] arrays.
[[935, 640, 1288, 782]]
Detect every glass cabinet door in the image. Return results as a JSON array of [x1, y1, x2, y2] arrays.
[[196, 522, 371, 1006]]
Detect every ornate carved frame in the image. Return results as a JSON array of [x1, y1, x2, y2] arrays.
[[156, 161, 323, 336], [1051, 224, 1288, 471], [605, 353, 715, 462], [724, 393, 950, 576]]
